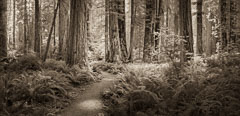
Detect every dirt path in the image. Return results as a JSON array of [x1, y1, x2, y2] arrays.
[[59, 72, 118, 116]]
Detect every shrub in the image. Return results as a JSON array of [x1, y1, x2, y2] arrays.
[[92, 62, 126, 74], [42, 59, 70, 73], [66, 69, 96, 86], [104, 54, 240, 116], [0, 72, 71, 116], [7, 55, 42, 72]]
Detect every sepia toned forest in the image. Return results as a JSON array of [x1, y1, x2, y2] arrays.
[[0, 0, 240, 116]]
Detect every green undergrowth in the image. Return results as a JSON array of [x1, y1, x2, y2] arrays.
[[0, 55, 99, 116], [103, 54, 240, 116]]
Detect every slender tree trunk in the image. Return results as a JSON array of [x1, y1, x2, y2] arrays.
[[154, 0, 162, 50], [24, 0, 28, 54], [35, 0, 41, 57], [53, 0, 56, 48], [13, 0, 16, 49], [105, 0, 110, 62], [8, 0, 12, 47], [196, 0, 203, 54], [0, 0, 7, 58], [220, 0, 230, 51], [229, 0, 237, 46], [43, 0, 59, 62], [192, 0, 203, 57]]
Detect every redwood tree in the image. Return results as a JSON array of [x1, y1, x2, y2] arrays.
[[0, 0, 7, 58], [105, 0, 120, 63], [66, 0, 88, 67], [117, 0, 128, 62], [192, 0, 203, 56], [143, 0, 155, 62], [34, 0, 41, 57], [179, 0, 193, 62]]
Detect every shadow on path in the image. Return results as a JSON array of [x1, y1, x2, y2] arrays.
[[59, 72, 117, 116]]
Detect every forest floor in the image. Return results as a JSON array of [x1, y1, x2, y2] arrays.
[[59, 72, 119, 116]]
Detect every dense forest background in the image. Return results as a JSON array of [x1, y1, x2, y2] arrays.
[[0, 0, 240, 116]]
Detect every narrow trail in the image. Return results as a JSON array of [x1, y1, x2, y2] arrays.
[[59, 72, 118, 116]]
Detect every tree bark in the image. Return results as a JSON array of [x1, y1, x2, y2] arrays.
[[24, 0, 28, 54], [0, 0, 7, 58], [105, 0, 110, 62], [105, 0, 120, 63], [13, 0, 16, 49], [219, 0, 230, 51], [118, 0, 128, 62], [58, 0, 69, 59], [128, 0, 136, 62], [143, 0, 155, 62], [192, 0, 203, 56], [179, 0, 193, 62], [35, 0, 41, 57], [66, 0, 88, 67], [154, 0, 162, 51]]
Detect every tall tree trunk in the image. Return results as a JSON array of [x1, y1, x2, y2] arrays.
[[105, 0, 110, 62], [58, 0, 69, 59], [179, 0, 193, 62], [192, 0, 203, 57], [13, 0, 16, 49], [118, 0, 128, 62], [8, 0, 12, 47], [24, 0, 28, 54], [128, 0, 135, 62], [154, 0, 162, 50], [105, 0, 120, 63], [196, 0, 203, 54], [43, 0, 59, 62], [219, 0, 230, 51], [0, 0, 7, 58], [229, 0, 238, 47], [143, 0, 155, 62], [35, 0, 41, 57], [53, 0, 56, 49], [66, 0, 88, 67]]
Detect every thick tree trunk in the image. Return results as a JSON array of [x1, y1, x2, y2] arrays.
[[143, 0, 155, 62], [66, 0, 88, 67], [58, 0, 69, 59], [105, 0, 120, 63], [118, 0, 128, 62], [128, 0, 135, 62], [0, 0, 7, 58], [35, 0, 41, 57], [179, 0, 193, 62]]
